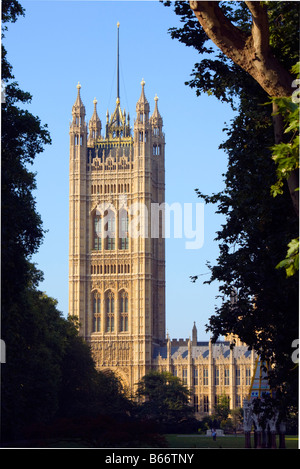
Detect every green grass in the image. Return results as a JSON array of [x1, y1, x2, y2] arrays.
[[165, 434, 299, 449]]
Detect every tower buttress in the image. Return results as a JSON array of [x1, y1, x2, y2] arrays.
[[69, 82, 89, 336]]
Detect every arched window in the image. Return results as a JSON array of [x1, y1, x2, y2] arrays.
[[105, 291, 115, 332], [119, 290, 128, 332], [105, 209, 115, 250], [119, 209, 129, 250], [92, 292, 101, 332], [93, 214, 102, 250]]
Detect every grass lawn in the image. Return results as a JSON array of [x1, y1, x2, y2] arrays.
[[165, 434, 299, 449]]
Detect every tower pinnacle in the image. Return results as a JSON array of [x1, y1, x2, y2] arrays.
[[72, 81, 85, 119]]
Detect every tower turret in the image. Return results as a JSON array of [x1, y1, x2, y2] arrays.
[[134, 79, 151, 156], [135, 79, 150, 124], [150, 94, 164, 157], [70, 82, 87, 148]]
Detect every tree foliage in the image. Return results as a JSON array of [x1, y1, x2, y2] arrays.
[[135, 371, 192, 427], [163, 1, 299, 406], [1, 1, 131, 443]]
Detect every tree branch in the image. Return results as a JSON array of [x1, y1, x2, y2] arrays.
[[245, 1, 270, 57], [189, 1, 294, 97], [189, 1, 248, 61]]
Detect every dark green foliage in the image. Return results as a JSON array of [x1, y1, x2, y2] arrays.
[[163, 1, 299, 408], [1, 2, 133, 445], [135, 371, 193, 432], [21, 414, 167, 448]]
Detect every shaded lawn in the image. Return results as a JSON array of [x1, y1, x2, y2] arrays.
[[165, 434, 298, 449]]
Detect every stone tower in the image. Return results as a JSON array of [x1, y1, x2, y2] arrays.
[[69, 24, 165, 392]]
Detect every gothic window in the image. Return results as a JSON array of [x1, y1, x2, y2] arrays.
[[235, 367, 241, 386], [105, 291, 115, 332], [153, 144, 157, 156], [105, 210, 115, 250], [203, 367, 208, 386], [92, 292, 101, 332], [193, 368, 198, 386], [93, 215, 102, 250], [214, 367, 219, 386], [203, 395, 209, 413], [119, 209, 129, 250], [224, 368, 230, 386], [119, 290, 128, 332], [182, 368, 187, 385], [246, 367, 251, 385]]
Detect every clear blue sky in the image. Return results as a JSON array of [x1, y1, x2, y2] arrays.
[[4, 0, 235, 341]]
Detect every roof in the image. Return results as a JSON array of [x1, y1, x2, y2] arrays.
[[153, 342, 252, 361]]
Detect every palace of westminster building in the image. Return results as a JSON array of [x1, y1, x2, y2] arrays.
[[69, 27, 256, 417]]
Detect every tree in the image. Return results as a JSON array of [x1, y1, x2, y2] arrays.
[[136, 371, 192, 427], [213, 394, 230, 423], [163, 1, 299, 407], [1, 0, 53, 439], [189, 1, 298, 215], [1, 2, 132, 443], [188, 1, 294, 97]]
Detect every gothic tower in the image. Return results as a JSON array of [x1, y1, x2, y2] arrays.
[[69, 24, 165, 391]]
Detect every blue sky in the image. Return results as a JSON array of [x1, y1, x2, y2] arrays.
[[3, 0, 235, 341]]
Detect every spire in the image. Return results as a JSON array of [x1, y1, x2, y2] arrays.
[[192, 321, 197, 346], [72, 81, 86, 125], [73, 82, 85, 112], [152, 94, 162, 119], [104, 23, 132, 141], [136, 78, 150, 123], [88, 97, 101, 144], [150, 94, 163, 128], [91, 97, 100, 122], [137, 78, 149, 106]]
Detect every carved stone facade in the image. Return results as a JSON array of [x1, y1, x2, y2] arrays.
[[69, 77, 165, 392], [69, 37, 254, 413], [152, 325, 256, 417]]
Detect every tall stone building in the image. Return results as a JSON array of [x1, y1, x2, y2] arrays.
[[69, 26, 165, 391], [69, 25, 255, 416]]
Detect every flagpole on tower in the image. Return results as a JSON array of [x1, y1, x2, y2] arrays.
[[117, 22, 120, 103]]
